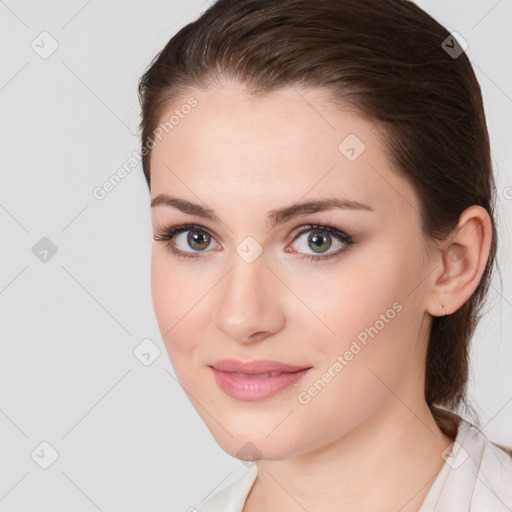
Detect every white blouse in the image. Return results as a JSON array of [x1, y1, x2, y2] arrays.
[[198, 418, 512, 511]]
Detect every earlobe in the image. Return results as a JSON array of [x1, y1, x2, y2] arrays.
[[425, 205, 493, 318]]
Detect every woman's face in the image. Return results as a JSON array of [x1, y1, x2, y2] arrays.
[[149, 83, 437, 461]]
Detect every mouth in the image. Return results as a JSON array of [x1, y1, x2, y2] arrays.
[[209, 359, 312, 401], [224, 371, 287, 378]]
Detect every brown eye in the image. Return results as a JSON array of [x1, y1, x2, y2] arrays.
[[307, 231, 333, 253], [288, 224, 354, 261], [153, 223, 219, 258], [187, 229, 211, 251]]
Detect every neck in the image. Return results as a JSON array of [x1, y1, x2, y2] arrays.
[[244, 401, 455, 512]]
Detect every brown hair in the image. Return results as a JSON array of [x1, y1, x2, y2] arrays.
[[138, 0, 502, 445]]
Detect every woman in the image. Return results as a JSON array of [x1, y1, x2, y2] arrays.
[[137, 0, 512, 510]]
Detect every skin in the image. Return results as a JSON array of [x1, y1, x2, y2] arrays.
[[149, 81, 492, 512]]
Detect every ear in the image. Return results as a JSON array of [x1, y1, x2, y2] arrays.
[[425, 205, 493, 317]]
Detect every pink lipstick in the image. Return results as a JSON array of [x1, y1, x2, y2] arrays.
[[210, 359, 312, 401]]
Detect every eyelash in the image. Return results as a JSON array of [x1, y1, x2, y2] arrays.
[[153, 222, 355, 262]]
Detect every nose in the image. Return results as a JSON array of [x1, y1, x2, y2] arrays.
[[213, 251, 285, 345]]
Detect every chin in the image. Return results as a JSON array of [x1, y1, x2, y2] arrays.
[[199, 411, 305, 462], [218, 434, 295, 463]]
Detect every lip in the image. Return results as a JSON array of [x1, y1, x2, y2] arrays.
[[210, 359, 312, 401]]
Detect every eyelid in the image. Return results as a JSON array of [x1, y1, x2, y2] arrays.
[[289, 223, 352, 243], [153, 223, 221, 258], [286, 223, 354, 261], [153, 221, 354, 260]]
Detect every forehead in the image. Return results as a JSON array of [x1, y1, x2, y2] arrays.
[[149, 83, 419, 221]]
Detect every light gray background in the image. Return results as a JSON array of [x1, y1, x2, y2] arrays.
[[1, 1, 511, 511]]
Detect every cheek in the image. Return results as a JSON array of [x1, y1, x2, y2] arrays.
[[292, 257, 403, 336], [297, 248, 419, 369], [150, 248, 205, 359]]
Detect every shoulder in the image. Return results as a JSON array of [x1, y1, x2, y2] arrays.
[[198, 465, 258, 512], [472, 425, 512, 511], [449, 419, 512, 511]]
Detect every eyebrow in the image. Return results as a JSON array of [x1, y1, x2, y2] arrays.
[[150, 194, 374, 227]]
